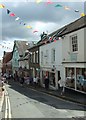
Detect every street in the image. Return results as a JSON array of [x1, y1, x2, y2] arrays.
[[2, 81, 86, 119]]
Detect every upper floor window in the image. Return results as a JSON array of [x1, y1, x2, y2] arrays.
[[36, 51, 38, 63], [51, 49, 55, 63], [45, 50, 48, 64], [71, 35, 78, 52], [33, 52, 35, 63], [41, 51, 43, 64]]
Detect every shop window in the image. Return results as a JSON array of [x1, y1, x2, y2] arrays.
[[76, 68, 86, 92], [65, 68, 75, 89]]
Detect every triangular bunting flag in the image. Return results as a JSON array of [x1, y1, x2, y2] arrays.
[[0, 4, 5, 8], [80, 13, 85, 17], [10, 13, 15, 17], [15, 17, 20, 21], [36, 0, 42, 4], [26, 25, 32, 29], [55, 4, 62, 7], [7, 9, 11, 14], [75, 10, 79, 12]]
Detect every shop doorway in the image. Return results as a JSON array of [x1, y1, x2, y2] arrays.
[[58, 71, 60, 80]]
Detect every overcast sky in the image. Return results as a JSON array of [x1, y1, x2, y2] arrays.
[[0, 0, 85, 59]]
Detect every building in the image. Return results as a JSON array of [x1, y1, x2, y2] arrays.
[[2, 51, 13, 75], [59, 16, 86, 93]]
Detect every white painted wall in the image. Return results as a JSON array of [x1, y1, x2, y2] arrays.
[[62, 28, 85, 62], [40, 40, 62, 68], [40, 40, 64, 81]]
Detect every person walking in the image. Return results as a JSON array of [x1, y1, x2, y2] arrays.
[[44, 75, 49, 90], [58, 77, 65, 95], [33, 76, 38, 88]]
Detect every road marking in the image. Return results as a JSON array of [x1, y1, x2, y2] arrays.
[[4, 87, 12, 119], [0, 91, 4, 112], [5, 95, 8, 119]]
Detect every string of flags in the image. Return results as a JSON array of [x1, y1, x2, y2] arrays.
[[0, 2, 85, 33], [0, 1, 85, 46], [0, 43, 12, 50]]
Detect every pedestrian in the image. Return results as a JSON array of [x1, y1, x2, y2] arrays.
[[33, 76, 38, 88], [53, 76, 55, 87], [20, 73, 24, 86], [58, 77, 65, 95], [44, 75, 49, 90]]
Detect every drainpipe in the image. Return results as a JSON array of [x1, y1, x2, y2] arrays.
[[75, 68, 77, 90]]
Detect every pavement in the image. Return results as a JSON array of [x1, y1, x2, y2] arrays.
[[25, 84, 86, 107]]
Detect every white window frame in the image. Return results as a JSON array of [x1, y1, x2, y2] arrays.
[[41, 51, 43, 64], [70, 35, 78, 53], [33, 52, 35, 63], [51, 49, 55, 63], [36, 51, 38, 63]]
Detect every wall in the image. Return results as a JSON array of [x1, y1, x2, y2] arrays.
[[62, 28, 85, 62]]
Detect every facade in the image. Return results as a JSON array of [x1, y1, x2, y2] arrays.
[[28, 44, 40, 78], [0, 60, 2, 74], [60, 16, 86, 93], [40, 39, 63, 89], [2, 51, 13, 75], [12, 40, 29, 76]]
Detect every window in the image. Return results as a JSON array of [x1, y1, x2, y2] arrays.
[[51, 49, 55, 63], [46, 50, 48, 64], [41, 51, 43, 64], [30, 53, 33, 63], [71, 35, 78, 52], [36, 51, 38, 63], [33, 52, 35, 63]]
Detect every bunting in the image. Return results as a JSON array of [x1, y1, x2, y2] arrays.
[[33, 30, 38, 33], [0, 4, 5, 8], [36, 0, 42, 4], [7, 9, 11, 14], [10, 13, 15, 17]]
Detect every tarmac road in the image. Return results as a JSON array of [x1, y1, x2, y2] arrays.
[[4, 81, 86, 119]]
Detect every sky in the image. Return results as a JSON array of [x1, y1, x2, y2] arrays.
[[0, 0, 85, 59]]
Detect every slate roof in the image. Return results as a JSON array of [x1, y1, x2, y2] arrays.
[[14, 40, 29, 56], [37, 16, 86, 45]]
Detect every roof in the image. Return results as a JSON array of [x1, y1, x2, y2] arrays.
[[52, 16, 86, 37], [14, 40, 29, 56], [3, 52, 13, 63], [37, 16, 86, 45]]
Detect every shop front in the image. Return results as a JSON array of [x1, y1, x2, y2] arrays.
[[40, 67, 59, 90], [65, 63, 86, 93]]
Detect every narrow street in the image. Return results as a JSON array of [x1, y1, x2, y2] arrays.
[[2, 81, 86, 119]]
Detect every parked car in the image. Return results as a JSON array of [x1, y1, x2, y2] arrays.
[[76, 75, 86, 91]]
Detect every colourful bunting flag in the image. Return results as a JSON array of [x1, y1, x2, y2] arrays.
[[0, 4, 5, 8], [24, 23, 26, 25], [7, 9, 11, 14], [15, 17, 20, 21], [55, 4, 62, 8], [75, 10, 79, 12], [64, 6, 70, 10], [26, 25, 32, 29], [33, 30, 38, 33], [10, 13, 15, 17], [46, 0, 53, 4], [80, 13, 85, 17], [36, 0, 42, 4]]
